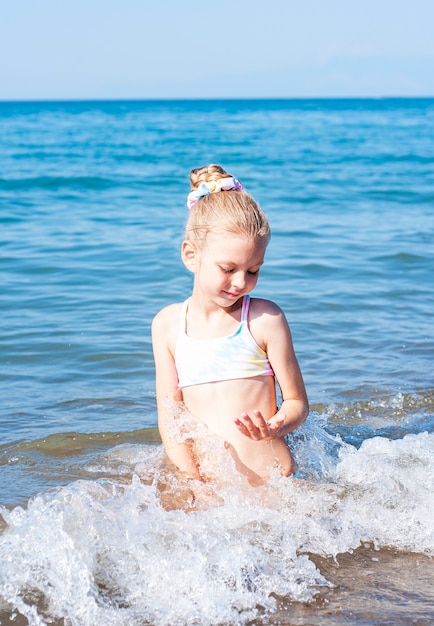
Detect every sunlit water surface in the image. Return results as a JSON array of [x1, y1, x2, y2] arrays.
[[1, 98, 433, 625]]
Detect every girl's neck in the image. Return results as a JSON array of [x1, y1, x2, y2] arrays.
[[186, 293, 244, 337]]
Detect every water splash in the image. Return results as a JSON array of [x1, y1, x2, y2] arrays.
[[1, 416, 433, 625]]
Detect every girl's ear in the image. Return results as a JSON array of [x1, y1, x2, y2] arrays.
[[181, 240, 199, 273]]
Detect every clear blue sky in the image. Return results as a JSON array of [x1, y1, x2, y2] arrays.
[[1, 0, 434, 100]]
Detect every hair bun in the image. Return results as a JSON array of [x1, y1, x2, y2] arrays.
[[190, 164, 234, 189]]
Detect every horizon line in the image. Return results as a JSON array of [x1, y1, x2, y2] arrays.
[[1, 95, 434, 105]]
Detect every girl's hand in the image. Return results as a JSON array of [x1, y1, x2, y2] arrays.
[[234, 409, 285, 441]]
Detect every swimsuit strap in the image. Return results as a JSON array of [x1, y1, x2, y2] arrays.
[[240, 295, 250, 322], [181, 296, 248, 333], [179, 298, 189, 334]]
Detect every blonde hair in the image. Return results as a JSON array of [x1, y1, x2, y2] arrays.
[[185, 164, 270, 247]]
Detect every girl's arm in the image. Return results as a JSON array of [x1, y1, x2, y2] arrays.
[[234, 300, 309, 440], [152, 308, 202, 480]]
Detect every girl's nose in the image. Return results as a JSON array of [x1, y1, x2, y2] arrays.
[[231, 271, 247, 290]]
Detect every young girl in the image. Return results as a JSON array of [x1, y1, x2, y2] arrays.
[[152, 164, 308, 486]]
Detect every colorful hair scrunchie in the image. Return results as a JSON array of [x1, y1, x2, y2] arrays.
[[187, 177, 244, 209]]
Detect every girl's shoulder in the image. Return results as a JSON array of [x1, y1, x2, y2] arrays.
[[152, 301, 186, 354], [248, 296, 284, 319], [248, 297, 289, 345], [152, 301, 184, 328]]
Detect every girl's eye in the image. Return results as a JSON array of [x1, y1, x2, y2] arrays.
[[218, 266, 260, 276]]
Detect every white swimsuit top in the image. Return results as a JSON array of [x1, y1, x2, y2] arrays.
[[175, 295, 274, 388]]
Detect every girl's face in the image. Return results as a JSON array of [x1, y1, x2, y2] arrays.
[[184, 232, 267, 307]]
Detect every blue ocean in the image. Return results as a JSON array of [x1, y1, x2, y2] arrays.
[[1, 99, 433, 625]]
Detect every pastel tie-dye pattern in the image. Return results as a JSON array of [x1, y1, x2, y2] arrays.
[[175, 295, 274, 388], [186, 176, 244, 209]]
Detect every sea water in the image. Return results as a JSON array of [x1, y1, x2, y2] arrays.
[[0, 99, 433, 625]]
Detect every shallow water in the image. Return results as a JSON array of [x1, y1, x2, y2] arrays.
[[1, 98, 434, 624], [0, 420, 433, 625]]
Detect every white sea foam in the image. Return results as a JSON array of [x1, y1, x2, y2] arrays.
[[0, 422, 433, 626]]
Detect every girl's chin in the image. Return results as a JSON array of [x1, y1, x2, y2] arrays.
[[220, 292, 245, 306]]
